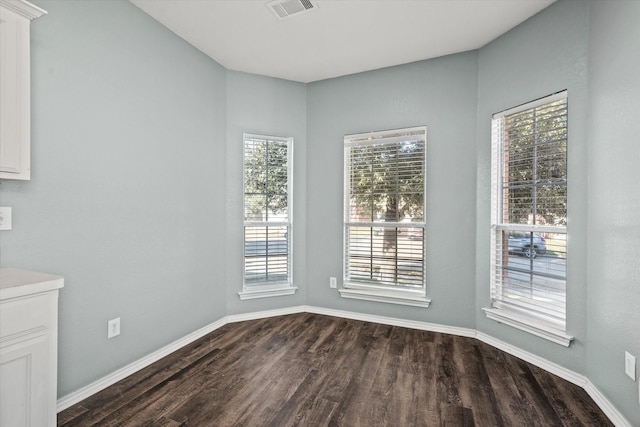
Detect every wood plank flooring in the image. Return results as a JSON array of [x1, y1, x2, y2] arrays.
[[58, 313, 613, 426]]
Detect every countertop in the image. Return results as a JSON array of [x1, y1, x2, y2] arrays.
[[0, 268, 64, 300]]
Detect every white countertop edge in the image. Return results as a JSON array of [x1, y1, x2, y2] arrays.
[[0, 268, 64, 300]]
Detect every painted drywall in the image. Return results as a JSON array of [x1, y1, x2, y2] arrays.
[[0, 0, 228, 396], [475, 0, 590, 373], [225, 70, 307, 315], [2, 0, 637, 422], [306, 52, 478, 327], [587, 1, 640, 424]]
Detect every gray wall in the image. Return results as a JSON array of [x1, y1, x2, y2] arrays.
[[225, 70, 307, 315], [0, 0, 228, 396], [475, 1, 640, 422], [475, 0, 590, 373], [306, 52, 479, 327], [587, 2, 640, 424], [1, 0, 638, 423]]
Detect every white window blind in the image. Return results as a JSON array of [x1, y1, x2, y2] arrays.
[[489, 92, 570, 341], [342, 126, 428, 306], [243, 134, 292, 290]]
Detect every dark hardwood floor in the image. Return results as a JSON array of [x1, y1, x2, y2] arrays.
[[58, 313, 612, 426]]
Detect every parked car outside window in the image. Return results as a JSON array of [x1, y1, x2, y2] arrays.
[[508, 232, 547, 258]]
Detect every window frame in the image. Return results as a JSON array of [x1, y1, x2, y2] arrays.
[[484, 91, 574, 346], [239, 133, 297, 300], [340, 126, 430, 308]]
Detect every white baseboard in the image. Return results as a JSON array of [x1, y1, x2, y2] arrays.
[[477, 332, 629, 426], [226, 305, 305, 323], [584, 380, 632, 427], [475, 331, 588, 387], [56, 307, 306, 412], [56, 318, 227, 412], [305, 305, 476, 338], [56, 306, 631, 426]]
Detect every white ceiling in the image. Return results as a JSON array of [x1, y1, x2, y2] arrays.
[[130, 0, 555, 83]]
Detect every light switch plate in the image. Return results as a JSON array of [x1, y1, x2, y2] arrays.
[[0, 207, 12, 230]]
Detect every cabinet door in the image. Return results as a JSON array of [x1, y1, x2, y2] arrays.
[[0, 289, 58, 427], [0, 331, 52, 427], [0, 5, 31, 180]]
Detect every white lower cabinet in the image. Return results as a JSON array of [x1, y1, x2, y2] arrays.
[[0, 268, 64, 427]]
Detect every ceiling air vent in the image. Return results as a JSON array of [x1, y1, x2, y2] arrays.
[[266, 0, 317, 20]]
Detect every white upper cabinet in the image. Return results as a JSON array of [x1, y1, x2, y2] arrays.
[[0, 0, 46, 180]]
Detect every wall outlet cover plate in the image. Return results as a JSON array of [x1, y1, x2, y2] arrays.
[[0, 207, 12, 230], [624, 351, 636, 380], [108, 318, 121, 339]]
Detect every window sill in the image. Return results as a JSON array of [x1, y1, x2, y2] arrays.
[[238, 285, 298, 300], [482, 307, 574, 347], [339, 286, 430, 308]]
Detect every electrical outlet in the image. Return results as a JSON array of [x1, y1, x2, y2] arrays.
[[625, 351, 636, 380], [0, 207, 12, 230], [329, 277, 337, 289], [108, 318, 121, 339]]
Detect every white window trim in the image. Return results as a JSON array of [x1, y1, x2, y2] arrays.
[[485, 91, 573, 345], [341, 126, 429, 307], [239, 133, 296, 300], [238, 284, 298, 300], [493, 91, 567, 119], [483, 307, 573, 347], [339, 285, 430, 308]]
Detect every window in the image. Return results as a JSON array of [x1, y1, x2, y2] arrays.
[[485, 91, 573, 346], [239, 134, 296, 300], [340, 126, 429, 307]]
